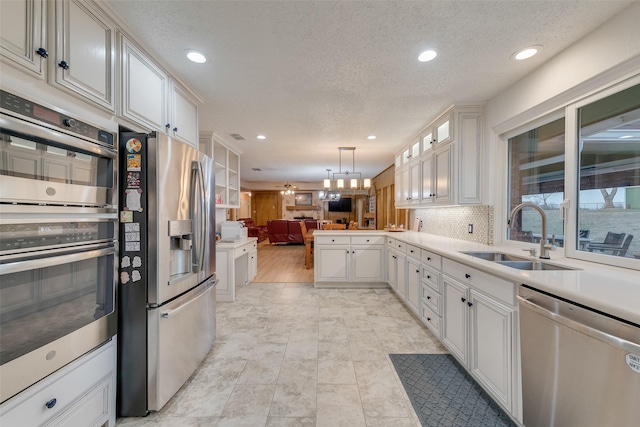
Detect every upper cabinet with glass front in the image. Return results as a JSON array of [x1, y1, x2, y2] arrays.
[[200, 132, 241, 208], [395, 105, 483, 207]]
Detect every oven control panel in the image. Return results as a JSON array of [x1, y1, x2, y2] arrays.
[[0, 90, 114, 148]]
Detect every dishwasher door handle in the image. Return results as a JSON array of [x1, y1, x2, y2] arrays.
[[517, 295, 640, 354]]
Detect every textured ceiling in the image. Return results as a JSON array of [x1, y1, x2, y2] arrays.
[[101, 0, 632, 191]]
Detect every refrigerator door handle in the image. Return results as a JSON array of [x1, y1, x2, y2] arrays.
[[160, 278, 217, 318], [189, 161, 201, 273], [197, 160, 206, 273]]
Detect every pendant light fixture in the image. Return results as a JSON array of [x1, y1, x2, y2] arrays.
[[322, 147, 371, 191]]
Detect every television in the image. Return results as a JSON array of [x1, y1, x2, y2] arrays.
[[328, 198, 352, 212]]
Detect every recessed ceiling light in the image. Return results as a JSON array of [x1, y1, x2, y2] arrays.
[[367, 135, 376, 140], [417, 49, 438, 62], [256, 135, 266, 140], [513, 46, 541, 61], [186, 50, 206, 63]]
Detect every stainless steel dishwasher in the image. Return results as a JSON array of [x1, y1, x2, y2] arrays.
[[517, 285, 640, 427]]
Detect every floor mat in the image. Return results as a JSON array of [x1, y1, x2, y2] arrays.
[[389, 354, 517, 427]]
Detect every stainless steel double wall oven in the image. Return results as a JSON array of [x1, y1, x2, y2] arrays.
[[0, 90, 118, 403]]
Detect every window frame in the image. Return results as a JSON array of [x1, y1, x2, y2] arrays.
[[500, 74, 640, 270]]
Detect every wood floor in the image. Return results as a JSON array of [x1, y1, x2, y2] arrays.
[[253, 240, 315, 283]]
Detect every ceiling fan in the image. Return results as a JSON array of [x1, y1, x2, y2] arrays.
[[278, 182, 296, 195]]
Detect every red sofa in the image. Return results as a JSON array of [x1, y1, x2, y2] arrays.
[[238, 218, 268, 242], [267, 219, 318, 244]]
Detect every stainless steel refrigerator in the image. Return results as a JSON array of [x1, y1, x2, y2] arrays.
[[117, 131, 216, 416]]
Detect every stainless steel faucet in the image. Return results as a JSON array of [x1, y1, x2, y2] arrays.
[[508, 202, 556, 259]]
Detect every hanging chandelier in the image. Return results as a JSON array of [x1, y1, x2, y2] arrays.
[[322, 147, 371, 191]]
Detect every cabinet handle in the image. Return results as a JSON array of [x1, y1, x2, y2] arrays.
[[58, 60, 69, 70], [173, 127, 178, 132], [45, 398, 57, 409], [165, 123, 171, 129], [427, 295, 431, 300], [366, 239, 370, 242], [426, 275, 431, 279], [416, 269, 419, 273], [427, 317, 431, 321], [467, 301, 473, 307], [36, 47, 48, 58], [461, 297, 466, 303], [410, 250, 414, 253], [465, 273, 471, 279]]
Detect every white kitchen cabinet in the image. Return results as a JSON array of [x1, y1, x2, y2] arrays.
[[314, 233, 386, 287], [395, 105, 483, 207], [0, 0, 46, 77], [469, 289, 513, 409], [170, 81, 199, 147], [215, 238, 258, 301], [406, 254, 421, 315], [442, 275, 469, 365], [421, 143, 452, 204], [51, 0, 116, 111], [0, 338, 116, 427], [120, 34, 168, 132], [200, 133, 241, 208], [441, 258, 517, 413], [387, 247, 398, 292]]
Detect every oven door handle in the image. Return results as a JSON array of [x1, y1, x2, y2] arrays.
[[0, 246, 115, 275]]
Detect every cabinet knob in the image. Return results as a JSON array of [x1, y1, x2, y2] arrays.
[[465, 273, 471, 279], [410, 249, 414, 253], [416, 269, 419, 273], [427, 257, 431, 261], [427, 317, 431, 321], [427, 295, 431, 300], [36, 47, 48, 58], [45, 398, 57, 409], [461, 297, 466, 303], [58, 60, 69, 70], [366, 239, 370, 242], [165, 123, 171, 129], [173, 127, 178, 132], [467, 301, 473, 307], [427, 275, 431, 279]]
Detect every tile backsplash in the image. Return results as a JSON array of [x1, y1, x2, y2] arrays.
[[413, 205, 494, 245]]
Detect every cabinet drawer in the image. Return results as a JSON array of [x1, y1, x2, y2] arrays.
[[316, 235, 350, 245], [48, 376, 113, 427], [351, 235, 384, 245], [443, 258, 515, 306], [421, 249, 442, 269], [421, 283, 441, 315], [1, 340, 115, 427], [421, 304, 441, 339], [387, 237, 396, 248], [406, 244, 421, 259], [393, 240, 406, 253], [422, 266, 441, 293], [234, 244, 252, 258]]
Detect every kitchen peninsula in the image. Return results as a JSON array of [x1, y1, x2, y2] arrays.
[[314, 228, 640, 423]]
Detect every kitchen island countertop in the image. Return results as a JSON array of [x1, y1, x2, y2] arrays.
[[314, 229, 640, 325]]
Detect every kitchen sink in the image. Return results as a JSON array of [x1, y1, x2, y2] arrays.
[[495, 261, 579, 271], [459, 251, 580, 271], [460, 251, 529, 262]]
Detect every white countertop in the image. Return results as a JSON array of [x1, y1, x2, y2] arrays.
[[215, 237, 257, 249], [314, 230, 640, 325]]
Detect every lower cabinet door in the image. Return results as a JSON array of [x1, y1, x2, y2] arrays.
[[405, 257, 421, 314], [48, 376, 114, 427], [316, 247, 349, 281], [351, 247, 384, 282], [469, 289, 513, 410], [442, 276, 469, 366]]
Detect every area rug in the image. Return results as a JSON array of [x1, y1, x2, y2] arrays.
[[389, 354, 517, 427]]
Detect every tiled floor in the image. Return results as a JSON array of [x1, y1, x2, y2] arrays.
[[117, 282, 447, 426]]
